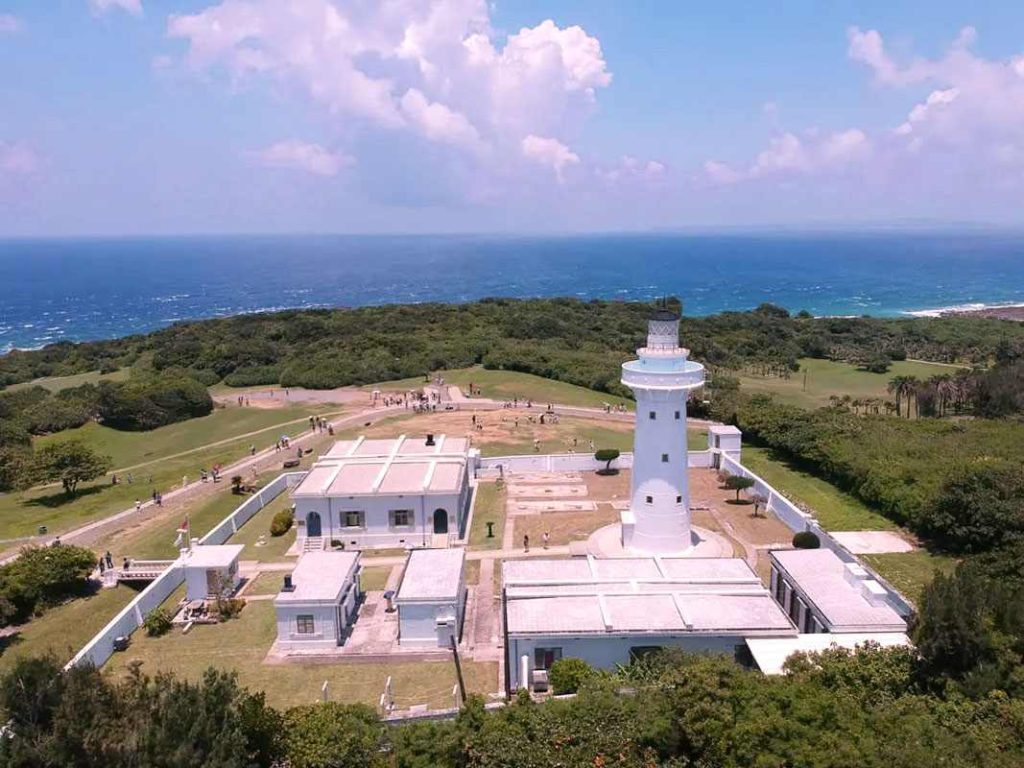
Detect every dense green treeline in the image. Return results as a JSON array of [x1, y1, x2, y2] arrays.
[[3, 642, 1023, 768], [733, 395, 1024, 554], [3, 299, 1024, 394]]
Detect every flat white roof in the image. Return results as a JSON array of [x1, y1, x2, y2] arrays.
[[708, 425, 742, 435], [503, 556, 796, 637], [274, 550, 360, 604], [292, 434, 468, 498], [184, 544, 243, 568], [396, 548, 465, 602], [771, 549, 907, 632], [746, 632, 912, 675]]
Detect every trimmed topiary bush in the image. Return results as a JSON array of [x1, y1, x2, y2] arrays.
[[792, 531, 821, 549], [594, 448, 620, 475], [270, 508, 294, 537], [549, 657, 597, 695]]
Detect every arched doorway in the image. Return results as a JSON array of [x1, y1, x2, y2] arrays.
[[433, 509, 448, 534], [306, 511, 322, 537]]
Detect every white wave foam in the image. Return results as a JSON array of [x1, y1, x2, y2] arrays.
[[903, 301, 1024, 318]]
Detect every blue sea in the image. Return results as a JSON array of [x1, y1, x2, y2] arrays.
[[2, 232, 1024, 353]]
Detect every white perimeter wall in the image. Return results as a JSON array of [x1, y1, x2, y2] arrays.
[[478, 450, 714, 476], [65, 471, 306, 671]]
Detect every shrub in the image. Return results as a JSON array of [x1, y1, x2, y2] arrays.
[[215, 598, 245, 621], [270, 508, 295, 537], [549, 657, 597, 694], [863, 355, 892, 374], [793, 531, 821, 549], [144, 607, 172, 637], [0, 544, 97, 627], [594, 448, 620, 475]]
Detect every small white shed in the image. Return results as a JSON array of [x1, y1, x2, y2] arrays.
[[708, 425, 742, 460], [395, 548, 466, 648], [274, 550, 361, 651], [182, 544, 243, 602]]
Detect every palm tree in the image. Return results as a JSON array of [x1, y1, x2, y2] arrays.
[[887, 375, 909, 417], [903, 376, 920, 418]]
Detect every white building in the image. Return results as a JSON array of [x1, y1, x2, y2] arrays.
[[395, 548, 466, 648], [707, 424, 742, 462], [274, 550, 362, 651], [502, 556, 796, 693], [769, 549, 908, 634], [290, 434, 475, 550], [620, 308, 706, 554], [182, 544, 243, 602], [745, 632, 912, 675]]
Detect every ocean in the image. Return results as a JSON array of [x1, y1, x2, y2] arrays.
[[2, 232, 1023, 353]]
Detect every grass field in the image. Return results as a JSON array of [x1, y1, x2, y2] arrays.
[[359, 566, 392, 592], [369, 366, 634, 410], [5, 368, 130, 393], [34, 405, 322, 471], [737, 357, 966, 410], [0, 584, 140, 672], [103, 599, 498, 709], [862, 551, 958, 605], [243, 573, 288, 596], [224, 493, 297, 562], [469, 482, 505, 550], [740, 446, 896, 531]]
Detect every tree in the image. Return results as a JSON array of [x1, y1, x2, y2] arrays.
[[549, 658, 599, 694], [30, 440, 111, 495], [863, 355, 891, 374], [922, 460, 1024, 554], [593, 448, 620, 475], [723, 474, 755, 502], [282, 702, 385, 768], [750, 493, 768, 518]]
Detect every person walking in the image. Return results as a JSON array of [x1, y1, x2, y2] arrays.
[[134, 499, 142, 514], [156, 492, 163, 507], [250, 444, 256, 456], [98, 556, 105, 575], [105, 551, 113, 569], [523, 534, 530, 553], [542, 531, 550, 549]]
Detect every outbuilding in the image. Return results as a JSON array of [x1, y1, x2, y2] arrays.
[[707, 425, 742, 461], [502, 555, 796, 693], [290, 434, 476, 550], [182, 544, 243, 602], [395, 548, 466, 648], [274, 550, 362, 651], [769, 548, 908, 634]]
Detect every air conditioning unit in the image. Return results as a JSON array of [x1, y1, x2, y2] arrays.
[[531, 669, 549, 693]]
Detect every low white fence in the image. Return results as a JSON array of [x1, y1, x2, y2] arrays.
[[717, 454, 914, 618], [479, 449, 715, 476], [65, 471, 306, 672]]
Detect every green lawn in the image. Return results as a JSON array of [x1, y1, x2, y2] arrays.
[[34, 405, 321, 471], [738, 357, 967, 410], [862, 551, 958, 605], [224, 493, 297, 562], [741, 446, 896, 531], [5, 368, 129, 393], [0, 584, 140, 672], [242, 573, 287, 596], [103, 599, 498, 709], [469, 482, 506, 550], [369, 366, 634, 410], [359, 566, 392, 592], [0, 415, 334, 544]]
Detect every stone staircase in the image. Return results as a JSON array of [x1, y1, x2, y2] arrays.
[[302, 536, 325, 553]]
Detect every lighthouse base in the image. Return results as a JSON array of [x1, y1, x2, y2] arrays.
[[586, 521, 733, 559]]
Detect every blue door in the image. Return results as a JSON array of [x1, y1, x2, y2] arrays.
[[307, 511, 322, 537]]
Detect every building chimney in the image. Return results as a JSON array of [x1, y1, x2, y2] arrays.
[[426, 434, 435, 446], [282, 574, 295, 592]]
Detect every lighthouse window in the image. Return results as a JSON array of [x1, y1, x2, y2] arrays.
[[648, 411, 656, 420], [676, 495, 682, 504], [674, 411, 681, 420], [645, 495, 653, 504], [661, 453, 669, 463]]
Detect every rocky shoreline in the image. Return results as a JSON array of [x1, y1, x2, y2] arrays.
[[942, 305, 1024, 321]]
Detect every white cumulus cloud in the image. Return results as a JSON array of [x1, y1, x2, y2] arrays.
[[248, 140, 352, 177], [166, 0, 612, 187], [521, 135, 579, 182], [705, 129, 869, 185]]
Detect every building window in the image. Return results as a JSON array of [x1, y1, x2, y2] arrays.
[[296, 615, 315, 634], [391, 509, 413, 527], [675, 495, 682, 504], [661, 453, 669, 462], [534, 647, 562, 670], [648, 410, 656, 420], [674, 410, 681, 420], [645, 495, 653, 504], [343, 510, 364, 528]]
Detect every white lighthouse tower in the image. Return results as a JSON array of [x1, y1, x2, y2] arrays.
[[620, 305, 705, 554]]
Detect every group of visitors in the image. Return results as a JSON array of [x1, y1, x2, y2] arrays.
[[501, 398, 534, 409], [603, 403, 628, 413], [523, 531, 551, 552], [309, 415, 332, 434], [235, 395, 252, 406], [199, 465, 222, 483]]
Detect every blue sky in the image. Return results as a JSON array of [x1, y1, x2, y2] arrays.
[[2, 1, 1024, 235]]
